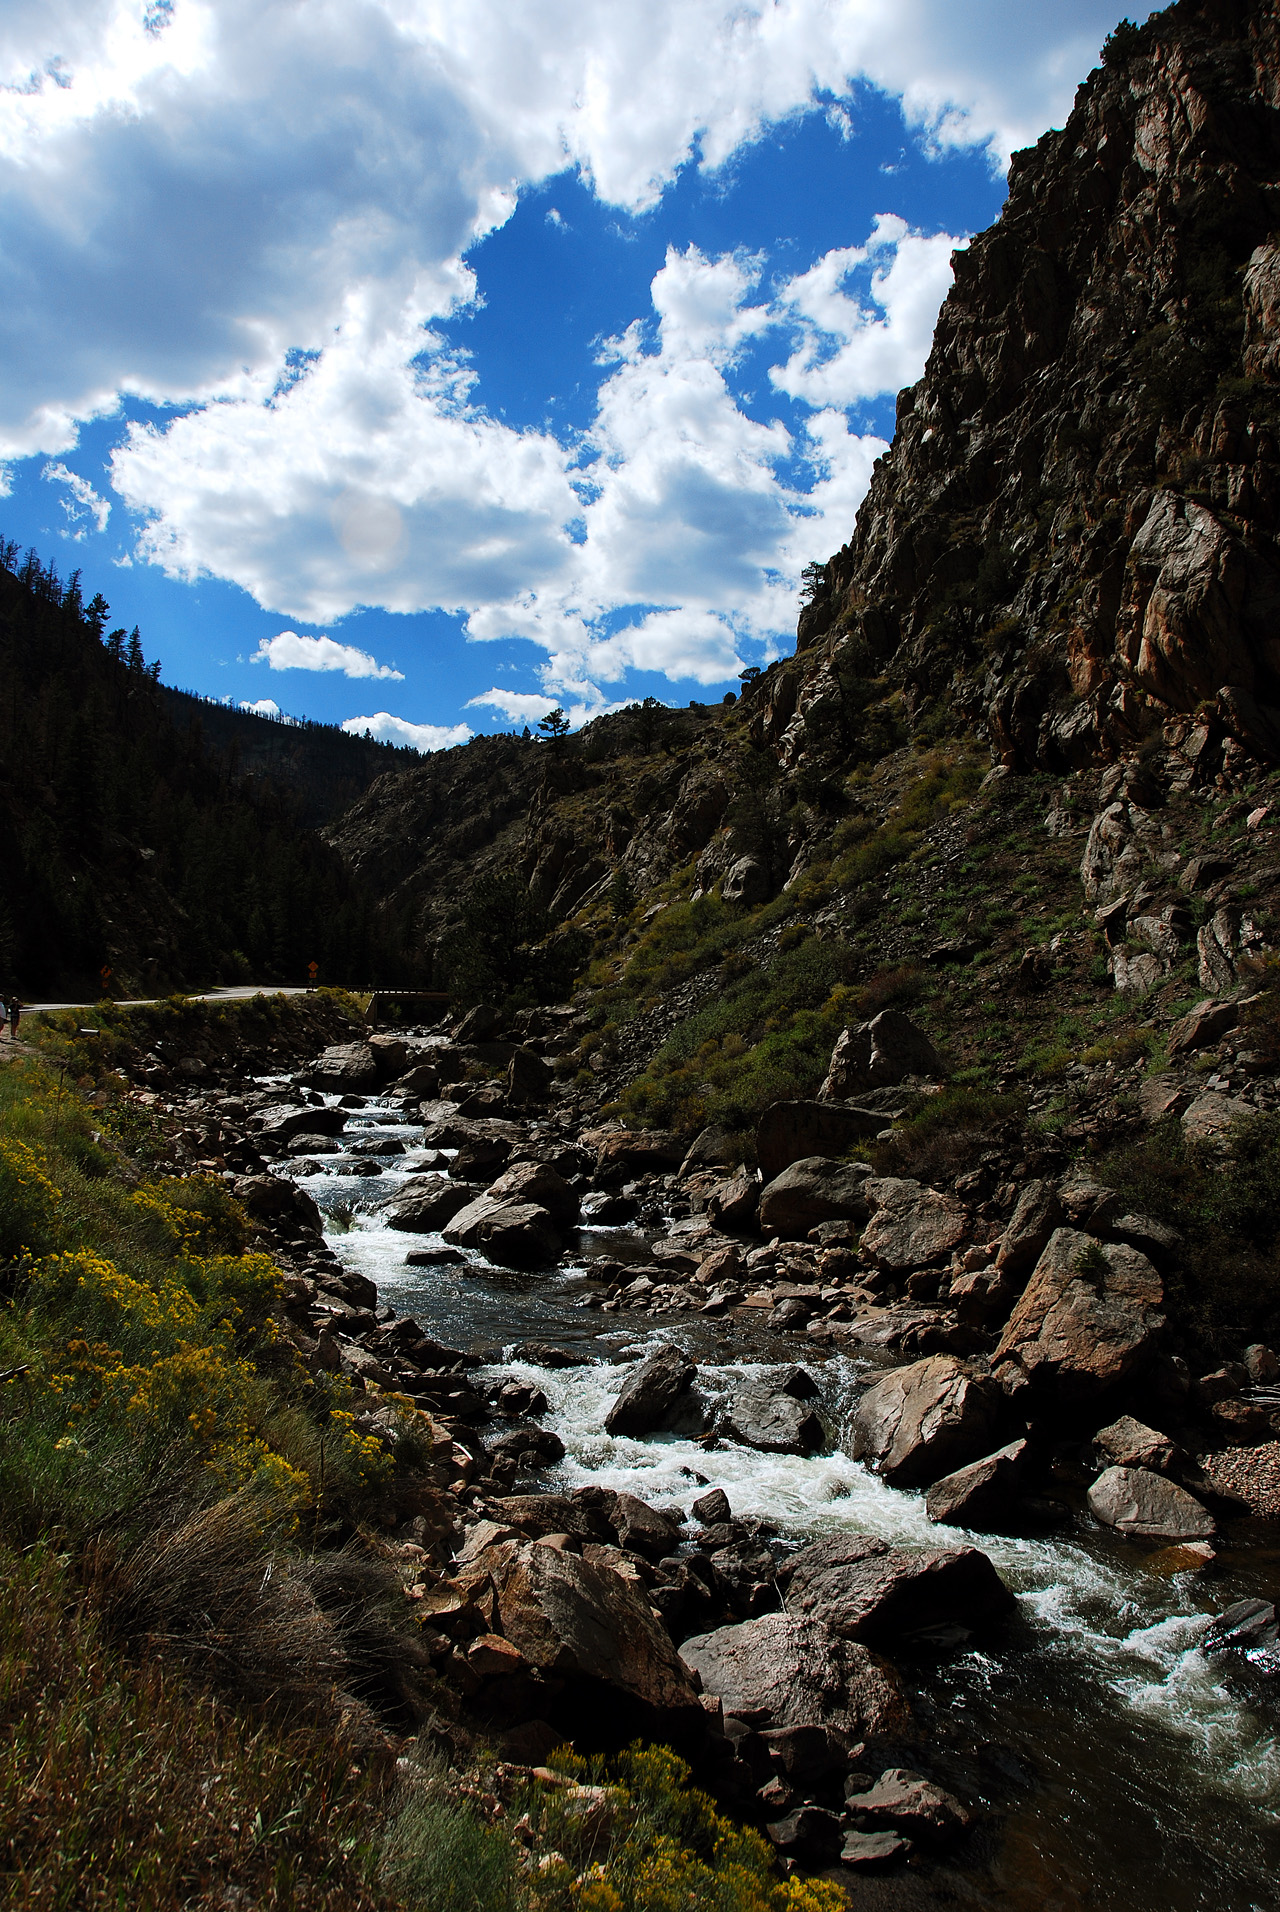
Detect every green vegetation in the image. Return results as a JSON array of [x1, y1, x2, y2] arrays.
[[871, 1087, 1025, 1182], [1101, 1111, 1280, 1352]]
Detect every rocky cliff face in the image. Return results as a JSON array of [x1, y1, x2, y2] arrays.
[[789, 0, 1280, 784]]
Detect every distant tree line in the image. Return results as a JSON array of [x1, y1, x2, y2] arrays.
[[0, 543, 423, 993]]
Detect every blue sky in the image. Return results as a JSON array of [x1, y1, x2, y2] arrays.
[[0, 2, 1152, 751]]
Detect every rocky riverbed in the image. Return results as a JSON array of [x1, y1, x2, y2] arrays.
[[112, 1016, 1280, 1910]]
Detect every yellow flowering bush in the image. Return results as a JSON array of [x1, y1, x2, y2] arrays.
[[525, 1747, 846, 1912], [0, 1134, 60, 1264]]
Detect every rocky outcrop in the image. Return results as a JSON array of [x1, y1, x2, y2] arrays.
[[851, 1355, 1001, 1488], [992, 1229, 1164, 1409], [603, 1344, 696, 1436], [820, 1011, 941, 1100], [1087, 1465, 1216, 1540], [679, 1613, 910, 1741], [860, 1179, 970, 1273], [780, 1533, 1015, 1643], [786, 2, 1280, 783], [757, 1157, 872, 1237], [925, 1439, 1029, 1530]]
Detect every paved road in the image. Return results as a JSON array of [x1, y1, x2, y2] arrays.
[[26, 985, 314, 1013]]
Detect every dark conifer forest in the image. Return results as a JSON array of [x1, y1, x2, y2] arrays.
[[0, 546, 421, 994]]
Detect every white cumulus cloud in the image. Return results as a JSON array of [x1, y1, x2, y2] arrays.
[[252, 629, 405, 680], [239, 697, 282, 716], [771, 214, 960, 409], [42, 459, 110, 536], [342, 711, 472, 751]]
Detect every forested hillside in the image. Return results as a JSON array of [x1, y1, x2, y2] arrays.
[[0, 547, 420, 994]]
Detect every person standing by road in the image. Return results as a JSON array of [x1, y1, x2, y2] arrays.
[[7, 996, 20, 1041], [0, 997, 7, 1040]]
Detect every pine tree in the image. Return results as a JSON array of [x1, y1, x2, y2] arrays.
[[126, 627, 145, 673]]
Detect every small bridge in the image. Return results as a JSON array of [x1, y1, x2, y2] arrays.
[[361, 989, 451, 1026]]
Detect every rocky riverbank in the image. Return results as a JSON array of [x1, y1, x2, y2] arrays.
[[83, 995, 1280, 1898]]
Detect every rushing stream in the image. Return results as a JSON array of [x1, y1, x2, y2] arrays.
[[294, 1086, 1280, 1910]]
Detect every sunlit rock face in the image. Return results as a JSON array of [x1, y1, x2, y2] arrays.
[[780, 2, 1280, 781]]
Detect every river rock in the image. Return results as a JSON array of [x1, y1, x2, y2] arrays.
[[851, 1355, 1001, 1487], [233, 1173, 323, 1234], [860, 1178, 970, 1271], [485, 1160, 580, 1226], [765, 1808, 844, 1864], [1201, 1597, 1280, 1672], [604, 1491, 683, 1560], [840, 1828, 911, 1868], [382, 1177, 479, 1232], [1093, 1415, 1179, 1474], [311, 1042, 381, 1090], [820, 1010, 941, 1100], [757, 1156, 872, 1238], [604, 1343, 696, 1436], [992, 1229, 1164, 1409], [706, 1172, 760, 1232], [443, 1196, 562, 1267], [994, 1180, 1062, 1278], [925, 1440, 1029, 1530], [724, 1369, 825, 1455], [780, 1533, 1015, 1643], [507, 1046, 552, 1103], [489, 1541, 703, 1729], [594, 1130, 686, 1177], [679, 1612, 911, 1740], [756, 1100, 885, 1181], [692, 1487, 731, 1525], [850, 1768, 972, 1848], [258, 1103, 348, 1142], [1087, 1466, 1216, 1539]]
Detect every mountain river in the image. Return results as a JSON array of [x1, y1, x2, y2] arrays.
[[289, 1085, 1280, 1911]]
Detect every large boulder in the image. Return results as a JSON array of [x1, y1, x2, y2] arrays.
[[994, 1180, 1062, 1279], [310, 1042, 381, 1090], [723, 1369, 825, 1455], [257, 1103, 348, 1143], [594, 1130, 687, 1177], [490, 1540, 703, 1730], [381, 1176, 479, 1233], [486, 1160, 581, 1226], [780, 1534, 1015, 1643], [706, 1172, 760, 1232], [860, 1178, 970, 1271], [849, 1769, 972, 1849], [722, 855, 771, 905], [757, 1157, 872, 1238], [756, 1101, 884, 1182], [443, 1196, 562, 1267], [820, 1010, 941, 1100], [1087, 1466, 1216, 1540], [679, 1613, 910, 1741], [851, 1355, 1001, 1488], [925, 1440, 1029, 1530], [992, 1229, 1164, 1409], [604, 1344, 696, 1436], [507, 1046, 553, 1103]]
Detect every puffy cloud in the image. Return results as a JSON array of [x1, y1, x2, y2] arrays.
[[466, 688, 562, 726], [341, 711, 472, 751], [251, 630, 404, 680], [1, 1, 1145, 461], [4, 1, 1143, 704], [239, 697, 281, 716], [771, 214, 960, 409], [42, 459, 111, 536], [110, 323, 579, 624]]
